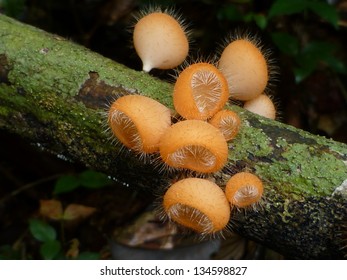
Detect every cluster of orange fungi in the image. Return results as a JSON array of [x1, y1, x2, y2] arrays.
[[108, 7, 272, 235]]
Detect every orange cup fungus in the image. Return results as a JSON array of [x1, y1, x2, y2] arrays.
[[163, 178, 230, 234], [209, 109, 241, 141], [225, 172, 264, 208], [108, 94, 171, 154], [159, 120, 228, 173], [133, 10, 189, 72], [243, 94, 276, 120], [218, 38, 269, 101], [173, 62, 229, 120]]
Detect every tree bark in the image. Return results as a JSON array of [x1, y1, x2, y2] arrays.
[[1, 14, 346, 259]]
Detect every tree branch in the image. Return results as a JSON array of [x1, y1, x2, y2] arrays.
[[1, 14, 346, 259]]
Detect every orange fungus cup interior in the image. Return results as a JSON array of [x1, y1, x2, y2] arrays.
[[133, 12, 189, 72], [173, 63, 229, 120], [108, 95, 171, 153], [218, 39, 268, 101], [159, 120, 228, 173], [225, 172, 263, 208], [209, 109, 241, 141], [163, 178, 230, 234]]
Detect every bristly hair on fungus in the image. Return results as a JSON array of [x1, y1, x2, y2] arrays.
[[108, 94, 171, 156], [162, 177, 231, 235]]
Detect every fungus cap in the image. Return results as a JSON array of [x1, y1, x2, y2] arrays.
[[163, 178, 230, 233], [108, 95, 171, 153], [209, 109, 241, 141], [218, 39, 268, 101], [243, 94, 276, 120], [133, 12, 189, 72], [159, 120, 228, 173], [173, 63, 229, 120], [225, 172, 263, 208]]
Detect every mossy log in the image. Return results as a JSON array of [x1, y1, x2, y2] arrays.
[[0, 14, 346, 259]]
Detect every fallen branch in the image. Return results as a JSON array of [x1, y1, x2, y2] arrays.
[[1, 14, 346, 259]]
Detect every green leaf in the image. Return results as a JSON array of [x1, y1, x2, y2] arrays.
[[294, 41, 344, 82], [29, 219, 56, 242], [77, 252, 100, 260], [40, 240, 61, 260], [253, 14, 267, 30], [323, 56, 347, 74], [2, 0, 25, 18], [297, 41, 336, 67], [78, 170, 111, 189], [269, 0, 309, 18], [271, 32, 300, 56], [217, 4, 243, 21], [308, 1, 339, 28], [242, 13, 267, 29], [293, 66, 314, 83], [243, 12, 254, 22], [53, 170, 111, 193], [269, 0, 339, 27], [0, 245, 21, 260], [53, 174, 80, 194]]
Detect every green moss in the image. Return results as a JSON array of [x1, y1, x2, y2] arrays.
[[228, 105, 347, 198], [0, 81, 113, 159], [256, 143, 347, 197], [0, 15, 174, 109], [228, 118, 273, 162], [276, 137, 288, 148], [0, 105, 11, 117]]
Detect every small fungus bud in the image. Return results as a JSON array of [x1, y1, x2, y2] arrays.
[[243, 94, 276, 120], [225, 172, 264, 209], [209, 109, 241, 141]]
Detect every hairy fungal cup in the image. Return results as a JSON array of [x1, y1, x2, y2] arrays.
[[225, 172, 264, 209], [108, 95, 171, 154], [133, 8, 189, 72], [163, 178, 230, 234], [218, 35, 270, 101], [173, 62, 229, 120], [209, 109, 241, 141], [159, 120, 228, 173], [243, 94, 276, 120]]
